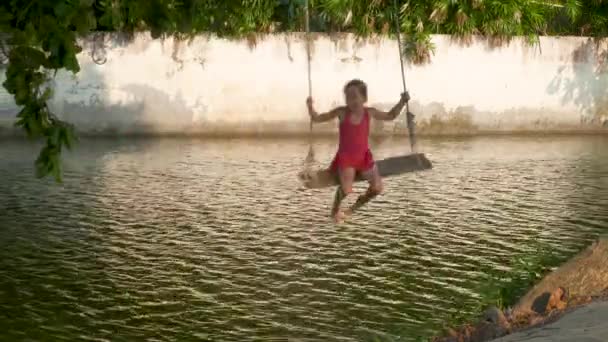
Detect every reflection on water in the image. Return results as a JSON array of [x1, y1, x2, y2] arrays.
[[1, 136, 607, 341]]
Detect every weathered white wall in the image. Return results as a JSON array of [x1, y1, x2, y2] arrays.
[[1, 33, 608, 136]]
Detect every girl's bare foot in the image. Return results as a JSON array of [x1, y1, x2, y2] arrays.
[[333, 210, 346, 224]]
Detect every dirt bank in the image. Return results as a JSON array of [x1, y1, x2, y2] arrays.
[[432, 236, 608, 342], [494, 300, 608, 341]]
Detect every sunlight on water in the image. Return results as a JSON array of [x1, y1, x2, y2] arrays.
[[1, 135, 607, 341]]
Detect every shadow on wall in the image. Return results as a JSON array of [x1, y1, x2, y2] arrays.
[[367, 100, 479, 136], [410, 102, 478, 135], [55, 54, 201, 135], [2, 33, 207, 137], [548, 38, 608, 128]]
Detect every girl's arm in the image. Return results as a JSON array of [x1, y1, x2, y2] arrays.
[[369, 92, 410, 121], [307, 97, 343, 123]]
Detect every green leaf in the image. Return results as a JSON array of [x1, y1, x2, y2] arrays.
[[14, 46, 48, 70], [50, 125, 61, 147], [54, 2, 71, 19], [0, 8, 13, 30], [98, 11, 115, 28], [35, 151, 49, 179], [27, 113, 43, 137], [14, 87, 30, 105], [40, 87, 54, 102], [61, 124, 76, 150], [40, 15, 59, 36], [23, 22, 39, 46], [74, 9, 97, 33], [48, 34, 63, 58], [63, 53, 80, 73]]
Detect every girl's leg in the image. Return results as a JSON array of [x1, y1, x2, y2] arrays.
[[331, 167, 355, 218], [349, 164, 383, 213]]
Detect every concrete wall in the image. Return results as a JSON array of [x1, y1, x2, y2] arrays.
[[1, 33, 608, 136]]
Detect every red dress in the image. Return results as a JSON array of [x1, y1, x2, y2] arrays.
[[329, 109, 375, 173]]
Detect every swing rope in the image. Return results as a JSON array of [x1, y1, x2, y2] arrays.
[[304, 0, 315, 163], [305, 0, 312, 107], [393, 0, 416, 153]]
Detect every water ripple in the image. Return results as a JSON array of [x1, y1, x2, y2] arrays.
[[1, 136, 607, 341]]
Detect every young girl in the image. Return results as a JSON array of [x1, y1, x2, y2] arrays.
[[306, 79, 410, 223]]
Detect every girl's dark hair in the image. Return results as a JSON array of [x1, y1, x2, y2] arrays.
[[343, 79, 367, 100]]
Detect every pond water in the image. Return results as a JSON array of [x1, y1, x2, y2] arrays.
[[1, 135, 607, 341]]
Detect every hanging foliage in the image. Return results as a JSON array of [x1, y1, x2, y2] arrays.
[[0, 0, 606, 181]]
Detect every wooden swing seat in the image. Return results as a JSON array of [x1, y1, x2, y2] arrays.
[[298, 152, 432, 189]]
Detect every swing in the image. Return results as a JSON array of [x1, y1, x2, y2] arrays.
[[298, 0, 432, 190]]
